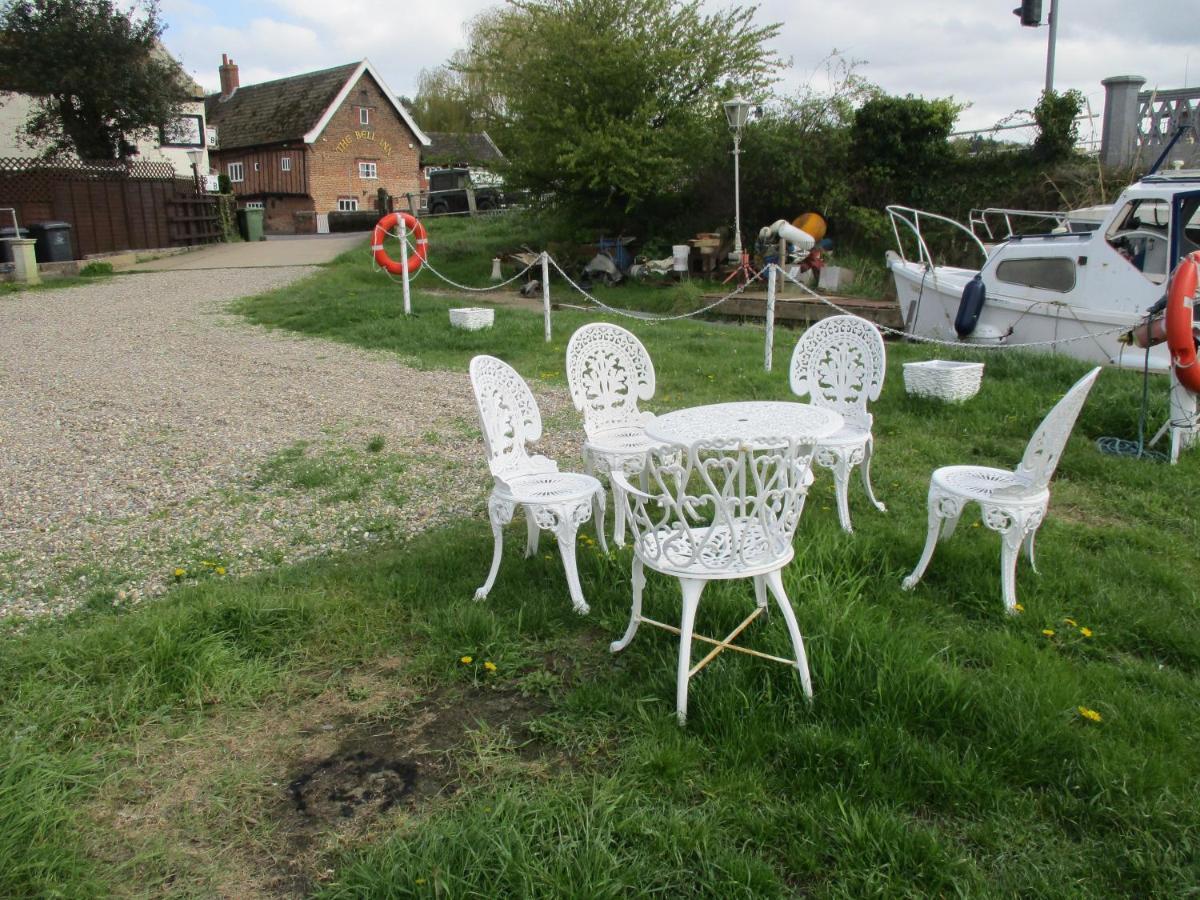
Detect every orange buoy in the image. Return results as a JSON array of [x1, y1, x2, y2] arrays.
[[1165, 250, 1200, 393], [371, 212, 428, 275], [791, 212, 827, 243]]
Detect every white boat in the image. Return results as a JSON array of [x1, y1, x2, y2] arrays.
[[886, 169, 1200, 374]]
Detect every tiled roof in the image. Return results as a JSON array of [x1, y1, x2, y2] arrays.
[[205, 63, 360, 150], [423, 131, 506, 167]]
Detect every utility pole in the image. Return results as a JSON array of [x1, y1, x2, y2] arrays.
[[1044, 0, 1059, 93]]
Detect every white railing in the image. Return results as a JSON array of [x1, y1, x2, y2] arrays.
[[968, 207, 1070, 242], [885, 205, 989, 268]]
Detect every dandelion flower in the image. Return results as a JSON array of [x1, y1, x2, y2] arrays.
[[1079, 627, 1093, 638], [215, 566, 226, 576], [1014, 603, 1025, 613], [173, 567, 186, 578], [484, 661, 497, 673], [460, 655, 473, 665], [416, 878, 427, 885], [1042, 629, 1055, 637], [1063, 617, 1077, 626], [1078, 706, 1102, 723]]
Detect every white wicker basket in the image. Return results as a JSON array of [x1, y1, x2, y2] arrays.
[[903, 360, 985, 402], [449, 307, 495, 331]]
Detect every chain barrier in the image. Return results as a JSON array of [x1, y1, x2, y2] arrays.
[[383, 227, 538, 292]]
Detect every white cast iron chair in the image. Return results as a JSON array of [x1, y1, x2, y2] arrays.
[[610, 438, 818, 724], [566, 323, 657, 547], [789, 315, 887, 532], [469, 355, 608, 615], [902, 366, 1101, 613]]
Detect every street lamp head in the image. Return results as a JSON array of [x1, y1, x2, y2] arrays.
[[185, 148, 205, 169], [723, 96, 752, 131]]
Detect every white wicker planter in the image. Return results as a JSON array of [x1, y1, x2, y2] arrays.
[[449, 307, 494, 331], [903, 360, 984, 402]]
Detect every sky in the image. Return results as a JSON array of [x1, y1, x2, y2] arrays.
[[159, 0, 1198, 136]]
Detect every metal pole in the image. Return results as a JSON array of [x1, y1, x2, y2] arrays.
[[541, 252, 552, 343], [399, 218, 411, 316], [732, 129, 743, 258], [764, 263, 776, 372], [1044, 0, 1059, 94]]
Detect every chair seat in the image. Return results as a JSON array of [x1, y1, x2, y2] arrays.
[[932, 465, 1046, 505], [818, 423, 871, 448], [498, 471, 602, 505], [585, 425, 654, 458], [635, 519, 794, 579]]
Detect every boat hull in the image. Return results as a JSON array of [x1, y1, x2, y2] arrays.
[[888, 258, 1171, 373]]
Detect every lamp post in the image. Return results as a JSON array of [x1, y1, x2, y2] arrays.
[[186, 148, 205, 195], [723, 96, 752, 262]]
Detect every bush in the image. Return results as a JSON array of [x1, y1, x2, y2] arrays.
[[79, 261, 112, 277]]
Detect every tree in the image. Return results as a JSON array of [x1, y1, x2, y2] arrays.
[[466, 0, 782, 223], [410, 9, 510, 137], [1032, 88, 1084, 161], [850, 94, 960, 208], [0, 0, 192, 159]]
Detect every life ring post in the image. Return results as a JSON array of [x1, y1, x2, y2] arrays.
[[1166, 251, 1200, 395], [371, 212, 429, 311], [399, 215, 411, 315]]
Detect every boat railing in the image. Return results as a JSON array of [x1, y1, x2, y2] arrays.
[[886, 205, 989, 268], [968, 207, 1070, 241]]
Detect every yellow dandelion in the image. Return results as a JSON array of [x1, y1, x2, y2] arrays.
[[416, 878, 427, 885], [484, 661, 497, 673], [1042, 629, 1055, 637], [1078, 706, 1102, 723], [201, 560, 215, 567], [173, 567, 186, 578], [460, 655, 473, 665], [1079, 627, 1093, 638], [1014, 603, 1025, 613], [215, 566, 226, 576], [1063, 617, 1077, 626]]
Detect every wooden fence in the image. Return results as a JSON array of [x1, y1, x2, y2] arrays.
[[0, 158, 219, 258]]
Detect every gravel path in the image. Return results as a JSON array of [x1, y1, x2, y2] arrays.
[[0, 270, 574, 621]]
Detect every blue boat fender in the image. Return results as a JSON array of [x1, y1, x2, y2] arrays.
[[955, 274, 986, 337]]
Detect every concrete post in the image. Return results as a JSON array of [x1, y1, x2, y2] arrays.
[[4, 238, 39, 285], [1100, 75, 1146, 169]]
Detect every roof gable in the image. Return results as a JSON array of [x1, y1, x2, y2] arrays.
[[423, 131, 505, 167], [205, 59, 429, 151]]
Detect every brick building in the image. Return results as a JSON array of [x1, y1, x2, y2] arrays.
[[205, 56, 428, 234]]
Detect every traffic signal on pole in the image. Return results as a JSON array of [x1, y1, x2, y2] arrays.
[[1013, 0, 1042, 26]]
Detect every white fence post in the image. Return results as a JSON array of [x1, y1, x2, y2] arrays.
[[764, 263, 777, 372], [541, 252, 552, 343], [399, 217, 411, 316]]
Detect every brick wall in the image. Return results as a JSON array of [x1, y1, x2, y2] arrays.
[[261, 195, 314, 235], [307, 72, 422, 216]]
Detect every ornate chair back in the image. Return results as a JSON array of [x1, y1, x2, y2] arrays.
[[469, 355, 555, 484], [566, 323, 656, 439], [788, 315, 886, 433], [1015, 367, 1101, 491], [618, 439, 814, 575]]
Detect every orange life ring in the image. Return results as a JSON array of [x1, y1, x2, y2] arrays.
[[371, 212, 428, 275], [1166, 250, 1200, 394]]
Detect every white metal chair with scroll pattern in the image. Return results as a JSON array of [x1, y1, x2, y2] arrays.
[[469, 355, 607, 615], [789, 314, 888, 533], [902, 366, 1101, 613], [610, 436, 818, 724], [566, 323, 657, 547]]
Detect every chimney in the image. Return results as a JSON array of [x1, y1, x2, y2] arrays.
[[218, 53, 239, 98]]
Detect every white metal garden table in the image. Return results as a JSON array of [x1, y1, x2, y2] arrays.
[[644, 400, 843, 451]]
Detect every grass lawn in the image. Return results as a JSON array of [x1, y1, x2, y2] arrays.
[[3, 214, 1199, 897]]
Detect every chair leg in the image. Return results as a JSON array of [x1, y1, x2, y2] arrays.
[[554, 509, 590, 615], [610, 556, 645, 653], [475, 497, 512, 601], [594, 487, 608, 555], [753, 575, 768, 611], [1024, 530, 1038, 574], [764, 569, 814, 700], [902, 490, 946, 591], [831, 451, 855, 533], [860, 436, 887, 513], [611, 479, 627, 548], [675, 578, 706, 725], [524, 510, 540, 558], [999, 533, 1021, 615]]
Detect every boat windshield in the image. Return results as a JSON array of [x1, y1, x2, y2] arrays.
[[1105, 198, 1171, 284]]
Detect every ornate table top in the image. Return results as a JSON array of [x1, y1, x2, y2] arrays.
[[645, 401, 843, 449]]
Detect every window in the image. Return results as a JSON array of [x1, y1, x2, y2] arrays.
[[281, 156, 292, 172], [359, 106, 370, 125], [243, 201, 264, 211], [995, 257, 1076, 293], [358, 160, 378, 179], [1105, 198, 1171, 283], [337, 197, 358, 212], [253, 161, 260, 172], [160, 114, 204, 147], [227, 162, 244, 183]]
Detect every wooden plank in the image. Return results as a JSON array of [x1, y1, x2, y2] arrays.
[[708, 293, 904, 329]]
